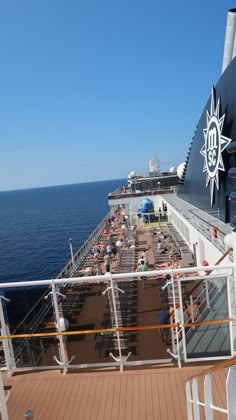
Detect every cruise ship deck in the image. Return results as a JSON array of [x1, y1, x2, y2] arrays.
[[1, 210, 233, 418], [3, 363, 227, 420]]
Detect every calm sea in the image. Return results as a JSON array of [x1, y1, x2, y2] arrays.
[[0, 179, 124, 283]]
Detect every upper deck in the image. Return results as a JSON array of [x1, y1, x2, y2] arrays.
[[1, 207, 234, 418], [4, 363, 227, 420]]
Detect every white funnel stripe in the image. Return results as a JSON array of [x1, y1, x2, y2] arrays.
[[232, 29, 236, 61], [222, 10, 236, 73]]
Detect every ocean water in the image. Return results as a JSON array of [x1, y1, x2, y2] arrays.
[[0, 179, 124, 283]]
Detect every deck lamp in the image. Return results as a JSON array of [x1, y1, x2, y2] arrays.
[[224, 233, 234, 248]]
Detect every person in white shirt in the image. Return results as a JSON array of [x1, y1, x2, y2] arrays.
[[141, 250, 148, 265]]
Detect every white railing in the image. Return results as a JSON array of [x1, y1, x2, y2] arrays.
[[186, 363, 236, 419], [56, 209, 114, 279], [173, 279, 220, 358], [185, 280, 219, 324], [189, 210, 233, 260], [165, 197, 233, 260], [0, 263, 233, 376]]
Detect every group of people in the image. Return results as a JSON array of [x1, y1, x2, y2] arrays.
[[158, 300, 201, 345]]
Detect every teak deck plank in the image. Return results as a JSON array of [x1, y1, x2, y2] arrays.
[[132, 374, 140, 420], [139, 373, 147, 419], [61, 378, 79, 420], [110, 374, 121, 420], [116, 375, 127, 420], [5, 365, 228, 420]]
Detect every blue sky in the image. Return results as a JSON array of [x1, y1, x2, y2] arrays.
[[0, 0, 235, 190]]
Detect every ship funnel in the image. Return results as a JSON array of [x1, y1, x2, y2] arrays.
[[222, 9, 236, 73]]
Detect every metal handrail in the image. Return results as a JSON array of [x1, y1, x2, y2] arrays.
[[12, 209, 117, 335], [184, 247, 232, 300], [188, 210, 233, 259], [185, 356, 236, 419], [0, 317, 234, 340], [56, 208, 114, 279], [187, 356, 236, 382]]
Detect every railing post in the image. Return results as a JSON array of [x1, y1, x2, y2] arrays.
[[178, 277, 187, 361], [51, 282, 68, 374], [0, 296, 15, 375], [185, 381, 193, 420], [6, 325, 15, 371], [226, 365, 236, 419], [0, 369, 8, 419], [204, 374, 213, 420], [205, 280, 210, 309], [231, 230, 236, 288], [68, 239, 75, 273], [171, 270, 181, 367], [227, 275, 234, 356], [189, 295, 195, 326], [192, 378, 200, 420], [110, 274, 123, 372]]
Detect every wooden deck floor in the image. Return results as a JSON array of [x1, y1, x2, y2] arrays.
[[4, 364, 227, 419]]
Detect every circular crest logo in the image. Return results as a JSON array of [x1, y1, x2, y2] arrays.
[[205, 116, 220, 178], [200, 87, 231, 207]]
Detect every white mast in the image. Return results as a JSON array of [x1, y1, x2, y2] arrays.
[[148, 155, 160, 175]]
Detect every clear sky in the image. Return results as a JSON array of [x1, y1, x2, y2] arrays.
[[0, 0, 235, 190]]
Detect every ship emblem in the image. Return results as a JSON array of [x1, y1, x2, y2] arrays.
[[200, 86, 231, 207]]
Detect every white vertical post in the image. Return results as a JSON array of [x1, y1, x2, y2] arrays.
[[0, 298, 14, 375], [178, 277, 187, 362], [190, 295, 195, 325], [171, 270, 181, 368], [5, 326, 15, 371], [204, 374, 213, 420], [232, 231, 236, 302], [185, 382, 193, 420], [0, 369, 8, 419], [68, 239, 75, 272], [227, 275, 234, 356], [205, 280, 210, 309], [110, 275, 123, 372], [231, 231, 236, 359], [192, 378, 200, 420], [226, 365, 236, 419], [51, 282, 68, 374]]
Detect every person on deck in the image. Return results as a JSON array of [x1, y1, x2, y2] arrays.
[[141, 250, 148, 265], [137, 259, 148, 289], [157, 307, 170, 345], [106, 243, 112, 256], [104, 254, 111, 273]]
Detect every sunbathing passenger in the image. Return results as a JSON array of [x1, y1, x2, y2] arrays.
[[156, 261, 173, 269], [187, 301, 200, 322]]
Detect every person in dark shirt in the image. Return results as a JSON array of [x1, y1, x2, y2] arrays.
[[158, 307, 170, 345]]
